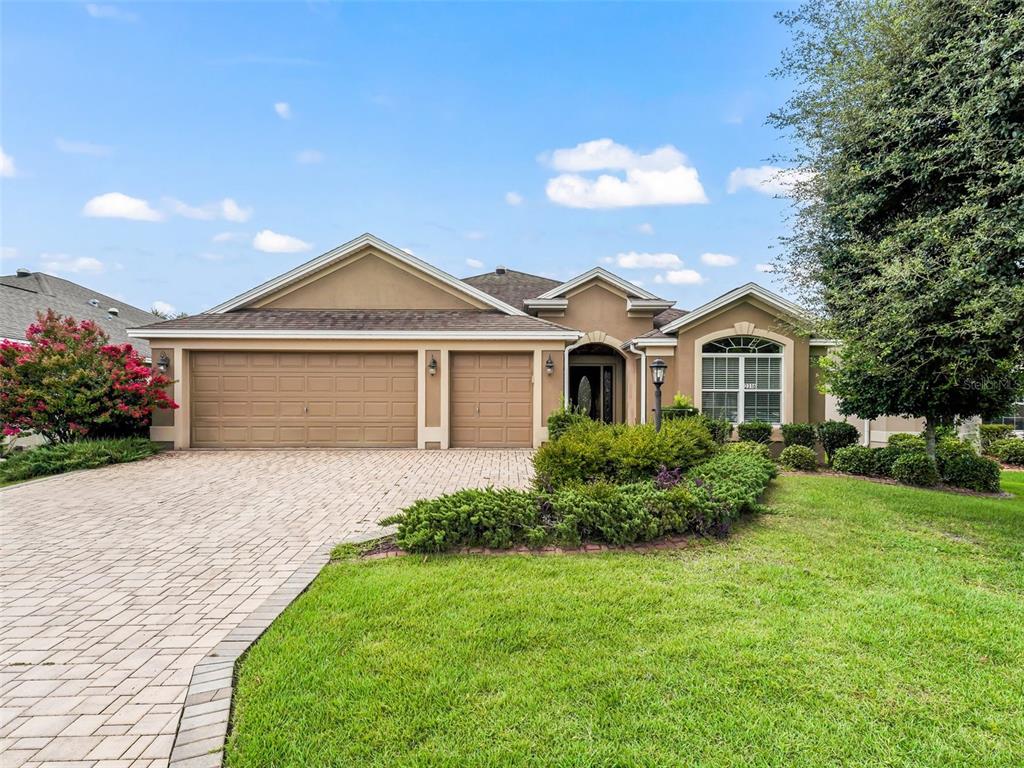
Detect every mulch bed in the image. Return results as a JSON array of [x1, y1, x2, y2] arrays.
[[358, 534, 702, 560]]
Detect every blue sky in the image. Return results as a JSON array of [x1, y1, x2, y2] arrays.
[[1, 1, 800, 316]]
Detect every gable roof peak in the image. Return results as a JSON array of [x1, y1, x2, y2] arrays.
[[535, 266, 666, 302], [658, 281, 809, 334], [207, 232, 526, 316]]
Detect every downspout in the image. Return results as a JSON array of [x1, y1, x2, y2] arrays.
[[863, 419, 871, 447], [628, 343, 647, 424]]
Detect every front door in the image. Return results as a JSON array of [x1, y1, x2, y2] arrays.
[[569, 365, 614, 423]]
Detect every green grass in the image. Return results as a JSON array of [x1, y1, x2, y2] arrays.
[[227, 473, 1024, 768]]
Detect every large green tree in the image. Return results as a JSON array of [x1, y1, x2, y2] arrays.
[[770, 0, 1024, 456]]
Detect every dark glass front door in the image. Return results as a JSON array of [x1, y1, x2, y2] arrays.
[[569, 365, 614, 423]]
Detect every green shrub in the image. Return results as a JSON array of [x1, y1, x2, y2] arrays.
[[816, 420, 860, 465], [990, 437, 1024, 466], [533, 418, 715, 488], [723, 440, 772, 460], [386, 451, 777, 553], [888, 433, 927, 452], [779, 445, 818, 471], [691, 448, 777, 519], [870, 446, 903, 477], [833, 445, 875, 475], [699, 415, 732, 444], [780, 422, 816, 448], [891, 452, 939, 487], [979, 424, 1014, 451], [0, 438, 161, 483], [662, 393, 699, 421], [546, 400, 590, 441], [380, 488, 544, 553], [737, 420, 773, 444], [937, 449, 1001, 492]]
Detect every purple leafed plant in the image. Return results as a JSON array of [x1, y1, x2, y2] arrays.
[[654, 465, 683, 489]]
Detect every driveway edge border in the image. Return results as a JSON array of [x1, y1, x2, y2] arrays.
[[167, 532, 379, 768]]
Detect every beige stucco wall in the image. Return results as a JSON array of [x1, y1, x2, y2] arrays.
[[673, 298, 810, 428], [150, 347, 175, 428], [549, 283, 655, 341], [809, 351, 827, 423], [424, 348, 441, 427], [256, 249, 485, 310], [541, 348, 564, 423]]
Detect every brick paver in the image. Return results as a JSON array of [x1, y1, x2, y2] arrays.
[[0, 449, 533, 767]]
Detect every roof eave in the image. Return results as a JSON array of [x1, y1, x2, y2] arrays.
[[127, 328, 582, 341], [659, 282, 810, 334]]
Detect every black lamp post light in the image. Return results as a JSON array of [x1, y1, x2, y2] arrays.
[[650, 357, 667, 432]]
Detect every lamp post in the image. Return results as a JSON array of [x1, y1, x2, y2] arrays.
[[650, 358, 667, 432]]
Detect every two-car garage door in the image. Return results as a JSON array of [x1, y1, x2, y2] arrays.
[[191, 352, 417, 447], [190, 350, 534, 449]]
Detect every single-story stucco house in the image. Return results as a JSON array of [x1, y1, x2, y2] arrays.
[[129, 233, 922, 450]]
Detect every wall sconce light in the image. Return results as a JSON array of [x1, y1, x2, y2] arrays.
[[428, 355, 438, 376], [157, 353, 170, 374], [545, 354, 555, 375]]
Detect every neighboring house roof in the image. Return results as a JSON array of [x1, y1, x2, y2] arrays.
[[659, 282, 811, 334], [462, 268, 561, 310], [208, 233, 526, 316], [0, 271, 159, 358], [129, 309, 581, 340]]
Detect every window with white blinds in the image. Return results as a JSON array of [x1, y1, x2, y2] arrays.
[[701, 337, 783, 423]]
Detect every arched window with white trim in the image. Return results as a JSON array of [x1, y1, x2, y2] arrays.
[[701, 336, 783, 424]]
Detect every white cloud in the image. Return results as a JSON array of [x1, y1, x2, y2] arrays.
[[700, 252, 737, 267], [637, 222, 654, 235], [274, 102, 292, 119], [755, 263, 774, 273], [630, 279, 645, 287], [253, 229, 311, 253], [85, 3, 137, 21], [40, 254, 104, 274], [654, 269, 705, 285], [401, 247, 415, 256], [611, 251, 682, 269], [83, 192, 163, 221], [212, 231, 246, 243], [296, 149, 324, 164], [466, 258, 484, 269], [56, 138, 112, 157], [505, 191, 523, 206], [544, 139, 707, 209], [165, 197, 252, 222], [1, 146, 16, 178], [152, 300, 176, 316], [727, 165, 811, 196], [464, 231, 486, 241]]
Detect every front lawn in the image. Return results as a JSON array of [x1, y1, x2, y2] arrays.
[[227, 473, 1024, 768]]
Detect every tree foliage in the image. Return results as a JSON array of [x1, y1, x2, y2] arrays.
[[770, 0, 1024, 454], [0, 311, 178, 443]]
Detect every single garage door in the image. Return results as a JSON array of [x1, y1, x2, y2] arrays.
[[450, 352, 532, 448], [190, 351, 417, 447]]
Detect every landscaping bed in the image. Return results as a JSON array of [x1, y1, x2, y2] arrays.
[[226, 471, 1024, 768], [0, 437, 163, 484]]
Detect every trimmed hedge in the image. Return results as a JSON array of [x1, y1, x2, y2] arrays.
[[990, 437, 1024, 466], [699, 415, 732, 444], [533, 418, 716, 488], [817, 421, 860, 465], [779, 444, 818, 471], [833, 445, 875, 476], [546, 401, 590, 441], [781, 423, 816, 448], [0, 438, 162, 483], [937, 446, 1001, 492], [891, 453, 939, 487], [979, 424, 1014, 451], [384, 450, 777, 553], [888, 433, 927, 452], [737, 421, 773, 444]]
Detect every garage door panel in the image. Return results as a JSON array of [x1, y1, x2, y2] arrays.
[[191, 351, 416, 448], [450, 352, 532, 448]]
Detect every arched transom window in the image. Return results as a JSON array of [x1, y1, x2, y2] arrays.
[[701, 336, 783, 424]]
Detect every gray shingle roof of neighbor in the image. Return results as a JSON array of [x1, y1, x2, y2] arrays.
[[653, 307, 688, 327], [130, 308, 577, 335], [462, 268, 562, 310], [0, 271, 159, 358]]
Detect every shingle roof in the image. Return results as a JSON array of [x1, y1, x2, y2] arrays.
[[1, 272, 159, 357], [654, 307, 688, 327], [462, 269, 561, 310], [130, 309, 577, 336]]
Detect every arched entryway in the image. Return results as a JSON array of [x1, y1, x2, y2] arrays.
[[566, 341, 627, 423]]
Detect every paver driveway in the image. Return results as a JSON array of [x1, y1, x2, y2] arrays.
[[0, 449, 534, 767]]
